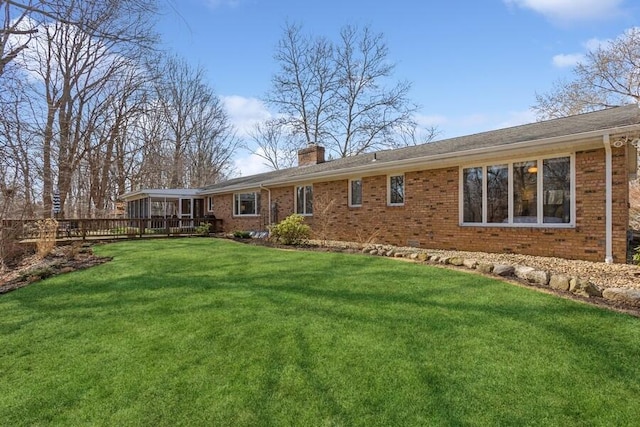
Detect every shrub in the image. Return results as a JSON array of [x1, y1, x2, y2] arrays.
[[233, 230, 251, 239], [35, 218, 58, 258], [269, 214, 311, 246], [195, 222, 211, 236], [634, 245, 640, 264]]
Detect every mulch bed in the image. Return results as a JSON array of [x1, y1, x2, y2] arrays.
[[0, 244, 111, 295]]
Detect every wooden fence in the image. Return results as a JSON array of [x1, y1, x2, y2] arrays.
[[2, 217, 224, 242]]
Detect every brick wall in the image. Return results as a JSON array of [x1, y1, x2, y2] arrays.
[[211, 146, 629, 262]]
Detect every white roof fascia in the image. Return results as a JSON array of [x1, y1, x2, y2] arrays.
[[119, 188, 199, 201]]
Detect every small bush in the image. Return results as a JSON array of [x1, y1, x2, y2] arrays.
[[233, 230, 251, 239], [35, 219, 58, 258], [195, 222, 211, 236], [634, 245, 640, 264], [269, 214, 311, 246]]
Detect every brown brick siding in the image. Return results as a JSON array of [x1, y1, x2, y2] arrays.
[[211, 147, 629, 262]]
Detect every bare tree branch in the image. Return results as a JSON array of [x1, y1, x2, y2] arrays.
[[533, 27, 640, 120]]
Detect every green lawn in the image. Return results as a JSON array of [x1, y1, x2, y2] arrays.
[[1, 238, 639, 426]]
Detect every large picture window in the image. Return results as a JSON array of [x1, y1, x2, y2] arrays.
[[234, 192, 260, 216], [389, 174, 404, 206], [461, 156, 572, 226], [296, 185, 313, 215]]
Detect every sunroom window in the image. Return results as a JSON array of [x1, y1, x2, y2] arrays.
[[461, 156, 572, 226], [234, 192, 260, 216]]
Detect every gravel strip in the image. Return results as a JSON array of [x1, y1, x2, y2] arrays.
[[310, 240, 640, 290]]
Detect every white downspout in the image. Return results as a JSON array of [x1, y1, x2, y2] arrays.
[[604, 134, 613, 263]]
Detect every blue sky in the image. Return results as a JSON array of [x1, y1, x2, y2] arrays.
[[157, 0, 639, 175]]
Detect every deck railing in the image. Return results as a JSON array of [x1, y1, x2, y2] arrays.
[[2, 217, 224, 241]]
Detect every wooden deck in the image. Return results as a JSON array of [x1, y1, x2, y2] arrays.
[[2, 217, 224, 243]]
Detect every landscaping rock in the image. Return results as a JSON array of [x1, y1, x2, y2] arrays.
[[477, 263, 494, 274], [394, 252, 405, 258], [515, 265, 535, 280], [386, 250, 395, 257], [549, 274, 570, 291], [369, 249, 378, 255], [493, 264, 515, 277], [439, 256, 452, 265], [526, 270, 550, 286], [449, 257, 464, 266], [409, 253, 419, 260], [570, 278, 603, 297], [416, 253, 429, 262], [463, 259, 478, 269], [602, 288, 640, 307]]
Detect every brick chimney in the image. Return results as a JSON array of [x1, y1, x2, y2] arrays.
[[297, 143, 325, 167]]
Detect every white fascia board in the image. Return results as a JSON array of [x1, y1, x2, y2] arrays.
[[119, 188, 199, 200], [200, 124, 640, 194]]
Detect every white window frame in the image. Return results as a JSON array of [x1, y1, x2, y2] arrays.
[[295, 184, 313, 216], [459, 154, 575, 228], [388, 174, 405, 206], [233, 192, 260, 217], [207, 196, 214, 212], [349, 178, 363, 207]]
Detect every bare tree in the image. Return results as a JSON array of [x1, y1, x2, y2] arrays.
[[332, 25, 417, 156], [1, 0, 157, 78], [265, 22, 422, 159], [534, 27, 640, 120], [0, 72, 38, 218], [148, 56, 237, 189], [394, 121, 441, 147], [0, 0, 40, 76], [266, 23, 336, 147], [10, 0, 158, 218], [245, 118, 298, 170]]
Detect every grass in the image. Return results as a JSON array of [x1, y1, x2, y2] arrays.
[[1, 238, 639, 426]]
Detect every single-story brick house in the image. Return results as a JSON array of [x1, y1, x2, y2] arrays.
[[122, 105, 640, 263]]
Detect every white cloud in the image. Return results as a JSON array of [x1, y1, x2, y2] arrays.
[[233, 148, 273, 177], [222, 95, 272, 138], [552, 53, 584, 68], [205, 0, 241, 9], [504, 0, 625, 23], [551, 36, 611, 69], [414, 113, 448, 127], [584, 37, 610, 51]]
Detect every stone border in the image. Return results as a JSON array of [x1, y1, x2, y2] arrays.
[[362, 244, 640, 309]]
